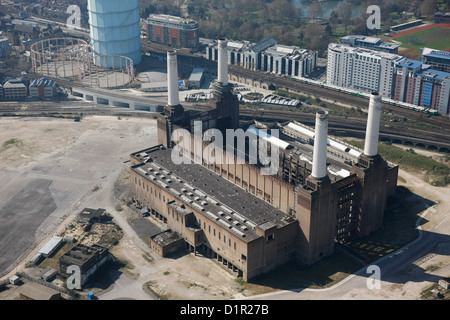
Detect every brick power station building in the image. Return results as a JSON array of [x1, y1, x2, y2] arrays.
[[129, 40, 399, 280]]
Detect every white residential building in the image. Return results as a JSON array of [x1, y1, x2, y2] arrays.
[[327, 43, 402, 98]]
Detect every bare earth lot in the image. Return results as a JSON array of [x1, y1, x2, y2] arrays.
[[0, 116, 157, 279]]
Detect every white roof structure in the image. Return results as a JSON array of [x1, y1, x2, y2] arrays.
[[38, 236, 62, 256]]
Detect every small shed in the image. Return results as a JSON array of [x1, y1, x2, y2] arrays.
[[439, 279, 449, 290], [38, 267, 57, 282], [38, 236, 63, 258], [150, 230, 184, 257], [188, 68, 204, 89], [29, 252, 42, 265], [78, 208, 106, 224]]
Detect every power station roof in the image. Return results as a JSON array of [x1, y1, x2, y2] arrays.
[[132, 148, 293, 242]]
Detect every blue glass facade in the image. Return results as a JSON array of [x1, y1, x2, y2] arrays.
[[422, 81, 433, 107], [87, 0, 142, 68]]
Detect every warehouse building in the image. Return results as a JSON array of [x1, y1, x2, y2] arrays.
[[38, 236, 63, 258], [130, 45, 398, 280], [19, 282, 61, 300], [59, 244, 111, 287], [3, 79, 28, 100], [188, 68, 205, 89], [29, 78, 56, 100], [206, 37, 317, 78]]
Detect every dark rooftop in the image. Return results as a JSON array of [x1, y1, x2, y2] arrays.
[[132, 147, 294, 242]]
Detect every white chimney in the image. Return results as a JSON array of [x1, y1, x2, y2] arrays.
[[167, 50, 180, 107], [312, 110, 329, 179], [217, 39, 228, 86], [364, 92, 382, 157]]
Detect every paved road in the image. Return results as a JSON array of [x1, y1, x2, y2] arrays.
[[246, 204, 450, 300], [97, 270, 156, 301]]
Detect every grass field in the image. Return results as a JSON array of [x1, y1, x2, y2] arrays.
[[395, 27, 450, 56]]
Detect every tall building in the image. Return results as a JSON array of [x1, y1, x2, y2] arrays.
[[327, 43, 401, 98], [129, 41, 398, 280], [0, 37, 11, 59], [393, 58, 450, 115], [87, 0, 142, 68], [146, 14, 199, 48]]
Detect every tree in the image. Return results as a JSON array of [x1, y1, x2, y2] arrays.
[[307, 2, 323, 19], [336, 3, 352, 32], [303, 22, 330, 54], [417, 0, 437, 17]]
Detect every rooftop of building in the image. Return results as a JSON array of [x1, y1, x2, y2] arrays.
[[342, 35, 381, 44], [250, 37, 277, 54], [147, 14, 198, 26], [38, 236, 62, 256], [395, 57, 450, 80], [422, 47, 450, 60], [59, 244, 108, 266], [329, 43, 401, 60], [253, 121, 359, 179], [151, 230, 183, 246], [263, 44, 315, 59], [19, 282, 61, 300], [3, 79, 26, 88], [78, 208, 106, 222], [341, 35, 401, 49], [131, 147, 295, 242], [30, 78, 55, 88], [418, 67, 450, 81], [189, 68, 204, 82], [396, 57, 424, 69]]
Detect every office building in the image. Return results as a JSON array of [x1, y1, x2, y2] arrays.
[[327, 43, 400, 98], [421, 48, 450, 73], [146, 14, 199, 48], [29, 78, 56, 100], [3, 79, 28, 100]]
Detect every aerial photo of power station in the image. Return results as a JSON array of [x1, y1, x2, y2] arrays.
[[0, 0, 449, 305]]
